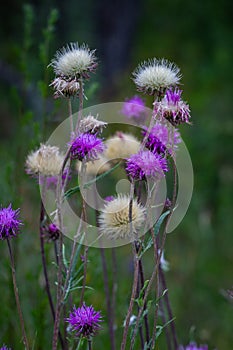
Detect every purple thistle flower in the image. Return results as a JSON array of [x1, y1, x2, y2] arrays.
[[126, 150, 168, 181], [0, 204, 22, 240], [178, 342, 208, 350], [45, 223, 60, 242], [70, 133, 105, 162], [121, 95, 147, 123], [154, 88, 191, 126], [66, 303, 102, 338], [142, 122, 181, 155]]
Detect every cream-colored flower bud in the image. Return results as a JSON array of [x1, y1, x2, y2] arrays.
[[104, 132, 140, 163], [98, 194, 146, 240], [25, 144, 65, 176]]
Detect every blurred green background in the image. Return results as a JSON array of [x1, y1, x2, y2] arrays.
[[0, 0, 232, 349]]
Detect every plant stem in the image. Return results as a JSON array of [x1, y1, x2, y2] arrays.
[[79, 246, 88, 306], [68, 98, 74, 133], [88, 339, 92, 350], [138, 258, 150, 343], [39, 201, 65, 348], [7, 238, 30, 350], [100, 247, 116, 350], [159, 266, 178, 349], [120, 243, 139, 350], [75, 78, 84, 133]]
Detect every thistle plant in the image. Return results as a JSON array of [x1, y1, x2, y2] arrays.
[[1, 34, 212, 350]]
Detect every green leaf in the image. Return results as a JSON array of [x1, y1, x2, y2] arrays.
[[139, 210, 170, 258], [153, 210, 170, 236]]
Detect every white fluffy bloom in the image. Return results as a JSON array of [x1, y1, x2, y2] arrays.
[[98, 195, 146, 240], [50, 42, 97, 78], [79, 115, 107, 134], [104, 132, 141, 163], [133, 58, 181, 94], [25, 144, 65, 176]]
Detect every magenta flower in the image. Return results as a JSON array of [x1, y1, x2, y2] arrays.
[[46, 223, 60, 241], [121, 95, 147, 123], [154, 88, 191, 126], [178, 342, 208, 350], [104, 196, 115, 202], [142, 122, 181, 155], [0, 204, 22, 240], [66, 303, 102, 338], [70, 132, 105, 161], [126, 150, 168, 180]]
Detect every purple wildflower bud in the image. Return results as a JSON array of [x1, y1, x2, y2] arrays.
[[104, 196, 115, 202], [178, 342, 208, 350], [164, 198, 172, 210], [154, 88, 191, 126], [0, 345, 11, 350], [66, 303, 102, 338], [121, 96, 147, 123], [46, 223, 60, 241], [142, 122, 181, 155], [70, 132, 105, 162], [0, 204, 22, 240], [125, 150, 168, 181]]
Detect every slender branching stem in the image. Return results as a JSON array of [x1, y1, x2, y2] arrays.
[[75, 78, 84, 133], [79, 246, 88, 306], [159, 266, 178, 349], [120, 243, 139, 350], [7, 238, 30, 350], [88, 339, 92, 350]]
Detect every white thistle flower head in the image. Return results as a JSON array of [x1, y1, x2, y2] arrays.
[[133, 58, 181, 95], [50, 76, 80, 98], [79, 115, 107, 134], [104, 132, 141, 163], [76, 156, 110, 175], [50, 42, 97, 79], [25, 144, 65, 176], [98, 194, 146, 240]]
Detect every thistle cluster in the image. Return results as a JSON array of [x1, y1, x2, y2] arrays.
[[3, 39, 199, 350]]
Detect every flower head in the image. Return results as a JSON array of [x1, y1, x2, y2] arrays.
[[25, 144, 65, 177], [50, 42, 97, 79], [79, 115, 107, 134], [126, 150, 168, 181], [104, 132, 140, 163], [66, 303, 102, 338], [46, 223, 60, 242], [133, 58, 181, 95], [70, 133, 105, 162], [142, 122, 181, 155], [50, 76, 80, 98], [98, 194, 146, 240], [0, 205, 22, 240], [178, 342, 208, 350], [121, 96, 147, 123], [0, 345, 11, 350], [155, 88, 191, 126]]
